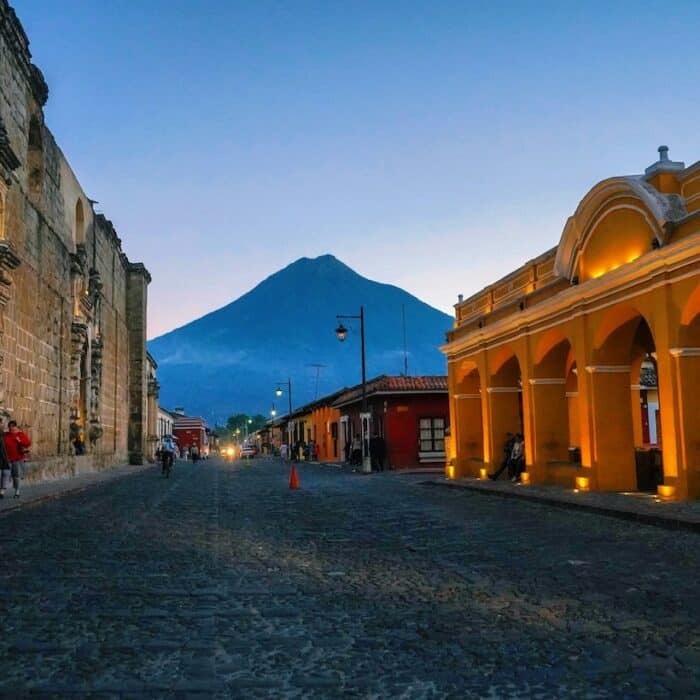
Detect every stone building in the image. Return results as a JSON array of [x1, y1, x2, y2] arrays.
[[443, 147, 700, 500], [0, 1, 151, 479]]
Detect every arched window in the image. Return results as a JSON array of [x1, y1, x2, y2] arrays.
[[75, 198, 85, 244], [27, 115, 43, 199]]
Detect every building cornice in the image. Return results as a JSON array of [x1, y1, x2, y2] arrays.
[[443, 232, 700, 361]]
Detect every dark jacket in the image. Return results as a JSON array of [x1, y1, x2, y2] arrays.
[[0, 432, 9, 470]]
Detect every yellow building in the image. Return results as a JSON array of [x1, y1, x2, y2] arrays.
[[443, 147, 700, 500]]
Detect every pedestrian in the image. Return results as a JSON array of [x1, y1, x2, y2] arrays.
[[509, 434, 525, 482], [369, 432, 386, 471], [488, 432, 516, 481], [351, 434, 362, 466], [2, 419, 31, 498], [343, 438, 351, 463], [73, 432, 85, 455], [280, 442, 289, 460], [0, 419, 10, 499]]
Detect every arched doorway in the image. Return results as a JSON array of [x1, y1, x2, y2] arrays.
[[454, 361, 483, 476], [487, 350, 523, 473], [531, 332, 576, 481], [593, 308, 662, 492]]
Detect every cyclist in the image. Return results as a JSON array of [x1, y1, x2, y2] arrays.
[[160, 436, 176, 477]]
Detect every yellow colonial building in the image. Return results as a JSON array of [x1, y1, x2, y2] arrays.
[[443, 147, 700, 500]]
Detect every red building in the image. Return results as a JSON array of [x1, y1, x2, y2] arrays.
[[173, 412, 209, 456], [332, 376, 448, 469]]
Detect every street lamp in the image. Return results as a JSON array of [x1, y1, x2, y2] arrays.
[[275, 378, 293, 415], [335, 305, 370, 473], [275, 378, 293, 449], [270, 404, 277, 417]]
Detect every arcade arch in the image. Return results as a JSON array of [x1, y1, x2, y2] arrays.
[[487, 350, 523, 469], [530, 333, 574, 471], [591, 310, 663, 491]]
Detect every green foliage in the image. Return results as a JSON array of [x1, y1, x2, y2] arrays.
[[225, 413, 267, 436]]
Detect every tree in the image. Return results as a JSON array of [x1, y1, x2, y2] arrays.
[[225, 413, 267, 437]]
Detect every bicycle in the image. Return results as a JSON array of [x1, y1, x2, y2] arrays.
[[161, 450, 174, 478]]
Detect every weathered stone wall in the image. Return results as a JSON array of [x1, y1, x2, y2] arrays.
[[0, 0, 151, 480]]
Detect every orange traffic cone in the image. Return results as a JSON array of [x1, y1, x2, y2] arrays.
[[289, 464, 300, 490]]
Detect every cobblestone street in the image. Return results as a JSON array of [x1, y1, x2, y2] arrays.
[[0, 458, 698, 699]]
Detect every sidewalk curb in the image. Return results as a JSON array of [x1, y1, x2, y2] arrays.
[[307, 461, 444, 476], [0, 464, 154, 517], [424, 479, 700, 534]]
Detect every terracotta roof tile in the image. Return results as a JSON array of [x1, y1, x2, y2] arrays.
[[332, 375, 447, 407]]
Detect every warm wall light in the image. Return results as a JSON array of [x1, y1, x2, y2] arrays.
[[520, 472, 530, 484], [575, 476, 590, 491], [657, 485, 675, 500], [479, 468, 488, 480], [446, 465, 455, 480]]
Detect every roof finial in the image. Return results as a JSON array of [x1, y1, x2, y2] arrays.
[[645, 145, 684, 176]]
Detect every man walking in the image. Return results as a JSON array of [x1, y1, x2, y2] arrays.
[[369, 433, 387, 472], [0, 419, 10, 498], [488, 432, 516, 481], [2, 420, 31, 498]]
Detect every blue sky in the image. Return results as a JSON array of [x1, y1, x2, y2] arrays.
[[15, 0, 700, 337]]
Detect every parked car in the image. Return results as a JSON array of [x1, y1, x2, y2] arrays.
[[240, 445, 257, 458]]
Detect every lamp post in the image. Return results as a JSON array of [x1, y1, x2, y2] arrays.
[[275, 379, 293, 416], [238, 417, 253, 442], [335, 305, 370, 473], [275, 378, 293, 451]]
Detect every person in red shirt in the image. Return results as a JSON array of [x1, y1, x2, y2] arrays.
[[2, 420, 31, 498]]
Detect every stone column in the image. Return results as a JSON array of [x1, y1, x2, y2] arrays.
[[668, 348, 700, 499], [126, 263, 151, 465], [586, 365, 636, 491], [147, 376, 159, 462], [454, 393, 483, 477]]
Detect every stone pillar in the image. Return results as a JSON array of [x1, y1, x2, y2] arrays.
[[668, 348, 700, 499], [454, 394, 483, 477], [147, 376, 159, 462], [586, 365, 636, 491], [126, 263, 151, 465]]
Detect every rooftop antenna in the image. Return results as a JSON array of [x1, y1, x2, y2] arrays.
[[402, 304, 409, 376], [307, 363, 327, 399]]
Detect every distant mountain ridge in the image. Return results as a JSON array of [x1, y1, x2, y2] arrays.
[[148, 255, 452, 423]]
